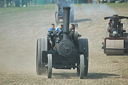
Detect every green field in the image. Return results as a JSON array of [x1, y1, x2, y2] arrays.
[[0, 5, 55, 16]]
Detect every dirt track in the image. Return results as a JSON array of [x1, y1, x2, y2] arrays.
[[0, 4, 128, 85]]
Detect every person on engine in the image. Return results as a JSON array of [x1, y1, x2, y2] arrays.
[[48, 23, 55, 50], [108, 19, 113, 37], [70, 24, 75, 32], [55, 24, 63, 33], [48, 23, 55, 34]]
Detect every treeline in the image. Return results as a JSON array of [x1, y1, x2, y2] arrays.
[[0, 0, 127, 7], [0, 0, 94, 7]]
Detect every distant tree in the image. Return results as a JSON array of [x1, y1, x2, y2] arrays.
[[77, 0, 79, 4], [4, 0, 6, 7]]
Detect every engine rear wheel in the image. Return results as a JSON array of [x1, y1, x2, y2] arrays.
[[77, 63, 80, 76], [70, 6, 74, 22], [104, 49, 106, 54], [80, 54, 85, 79], [36, 37, 47, 75], [47, 54, 52, 78], [55, 12, 59, 24], [78, 38, 89, 76], [84, 39, 89, 76], [70, 13, 74, 22]]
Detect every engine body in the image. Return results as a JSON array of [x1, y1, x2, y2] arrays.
[[102, 15, 128, 54]]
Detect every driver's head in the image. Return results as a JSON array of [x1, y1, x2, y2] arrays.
[[60, 24, 63, 29], [51, 23, 55, 29], [70, 24, 75, 31], [119, 19, 121, 22], [109, 19, 112, 23]]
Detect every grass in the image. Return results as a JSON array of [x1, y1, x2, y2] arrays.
[[106, 3, 128, 8], [0, 5, 55, 16]]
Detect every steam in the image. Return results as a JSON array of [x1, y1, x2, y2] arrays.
[[83, 4, 116, 15], [70, 4, 117, 50], [73, 4, 116, 19]]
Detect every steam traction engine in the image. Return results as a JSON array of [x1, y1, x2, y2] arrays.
[[102, 15, 128, 55], [55, 0, 74, 24], [36, 7, 89, 79]]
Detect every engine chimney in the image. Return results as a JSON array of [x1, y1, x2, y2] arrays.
[[57, 7, 75, 56], [63, 7, 70, 40]]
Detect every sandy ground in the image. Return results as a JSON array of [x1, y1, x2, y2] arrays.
[[0, 4, 128, 85]]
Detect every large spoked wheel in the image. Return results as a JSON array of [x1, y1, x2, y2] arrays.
[[36, 37, 47, 75], [80, 54, 85, 79], [84, 39, 89, 76], [78, 38, 89, 76], [77, 63, 80, 76], [70, 6, 74, 22], [104, 48, 106, 54], [55, 12, 59, 24], [47, 54, 52, 78], [70, 13, 74, 22]]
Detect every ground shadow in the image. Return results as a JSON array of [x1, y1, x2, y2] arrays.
[[85, 73, 119, 79], [106, 53, 128, 56], [52, 72, 119, 79], [74, 18, 91, 23], [53, 73, 77, 79]]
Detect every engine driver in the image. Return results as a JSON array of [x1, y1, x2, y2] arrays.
[[69, 24, 75, 42], [48, 23, 55, 34], [70, 24, 75, 32], [48, 23, 56, 50], [55, 24, 63, 33], [108, 19, 113, 37]]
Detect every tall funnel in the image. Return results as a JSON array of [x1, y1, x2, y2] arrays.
[[63, 7, 70, 40], [113, 17, 119, 30]]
